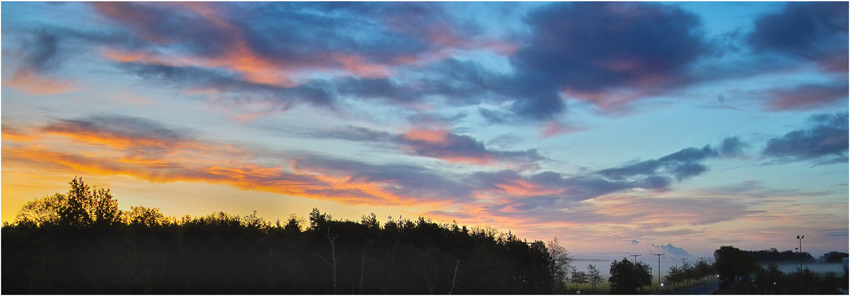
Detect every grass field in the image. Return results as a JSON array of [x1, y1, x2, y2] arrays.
[[560, 279, 717, 295]]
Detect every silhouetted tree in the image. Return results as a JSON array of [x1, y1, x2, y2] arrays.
[[548, 237, 572, 293], [125, 205, 170, 226], [570, 266, 588, 290], [714, 246, 758, 284], [608, 258, 652, 294], [665, 265, 683, 290], [823, 251, 849, 263], [587, 264, 603, 293], [14, 177, 122, 228]]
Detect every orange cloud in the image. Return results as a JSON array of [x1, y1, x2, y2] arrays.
[[402, 127, 450, 145], [494, 179, 563, 197], [6, 117, 441, 209], [98, 3, 396, 88], [2, 125, 39, 142]]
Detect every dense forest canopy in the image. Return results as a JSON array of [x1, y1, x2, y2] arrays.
[[4, 178, 847, 294], [3, 177, 575, 294]]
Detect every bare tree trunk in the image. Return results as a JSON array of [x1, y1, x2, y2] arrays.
[[424, 266, 438, 294], [312, 227, 341, 294], [449, 260, 460, 295], [359, 247, 365, 294]]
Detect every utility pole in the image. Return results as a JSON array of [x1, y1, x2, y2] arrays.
[[653, 253, 664, 293], [630, 254, 641, 263], [797, 235, 805, 272]]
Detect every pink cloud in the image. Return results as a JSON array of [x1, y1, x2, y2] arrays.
[[5, 68, 75, 95], [764, 83, 848, 111]]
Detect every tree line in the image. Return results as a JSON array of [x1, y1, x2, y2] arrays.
[[741, 248, 815, 263], [4, 177, 582, 294], [713, 245, 848, 294]]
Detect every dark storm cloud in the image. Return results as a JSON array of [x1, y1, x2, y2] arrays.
[[512, 2, 710, 104], [748, 2, 848, 72], [762, 112, 848, 162]]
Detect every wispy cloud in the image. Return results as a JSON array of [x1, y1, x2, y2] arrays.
[[316, 125, 545, 167], [763, 82, 849, 112], [3, 32, 75, 94], [599, 137, 744, 182]]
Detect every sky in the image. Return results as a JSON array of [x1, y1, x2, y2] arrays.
[[1, 2, 848, 259]]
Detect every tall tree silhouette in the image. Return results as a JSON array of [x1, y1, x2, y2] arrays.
[[609, 258, 652, 294]]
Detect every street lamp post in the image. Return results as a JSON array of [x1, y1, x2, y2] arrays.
[[797, 235, 804, 272], [653, 253, 664, 293]]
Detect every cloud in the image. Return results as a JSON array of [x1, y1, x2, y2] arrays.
[[747, 2, 848, 72], [86, 3, 519, 116], [762, 112, 848, 163], [6, 113, 766, 241], [41, 114, 197, 158], [466, 137, 752, 220], [650, 243, 692, 258], [316, 125, 545, 166], [9, 115, 482, 206], [470, 169, 663, 207], [3, 32, 75, 94], [632, 239, 640, 245], [599, 145, 719, 182], [7, 2, 730, 122], [763, 82, 849, 112], [597, 136, 748, 182], [292, 155, 474, 204], [116, 62, 337, 115], [398, 126, 545, 165], [718, 136, 747, 158], [512, 2, 710, 109]]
